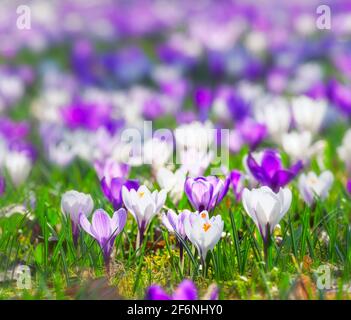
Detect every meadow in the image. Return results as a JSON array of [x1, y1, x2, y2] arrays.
[[0, 0, 351, 300]]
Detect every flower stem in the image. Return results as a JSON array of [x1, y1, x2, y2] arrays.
[[179, 242, 184, 273]]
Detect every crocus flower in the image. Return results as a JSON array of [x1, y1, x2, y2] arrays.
[[61, 101, 113, 132], [229, 170, 245, 201], [236, 118, 267, 150], [4, 151, 32, 187], [327, 79, 351, 116], [61, 190, 94, 244], [101, 177, 139, 210], [246, 149, 303, 192], [347, 179, 351, 195], [184, 211, 224, 265], [146, 279, 218, 300], [162, 209, 191, 265], [194, 86, 213, 121], [254, 96, 291, 143], [162, 209, 191, 240], [242, 186, 292, 242], [282, 131, 325, 163], [298, 171, 334, 206], [185, 176, 230, 212], [94, 159, 129, 183], [291, 96, 327, 134], [80, 208, 127, 269], [156, 167, 186, 204], [122, 185, 167, 248], [338, 129, 351, 172], [0, 175, 5, 196]]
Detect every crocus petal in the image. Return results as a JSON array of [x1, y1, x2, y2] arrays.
[[261, 150, 282, 178], [146, 285, 171, 300], [247, 153, 269, 184], [91, 209, 111, 244], [172, 280, 198, 300], [347, 179, 351, 194], [79, 213, 94, 238], [111, 208, 127, 236]]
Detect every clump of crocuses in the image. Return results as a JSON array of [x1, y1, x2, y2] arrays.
[[80, 208, 127, 273], [185, 176, 229, 212]]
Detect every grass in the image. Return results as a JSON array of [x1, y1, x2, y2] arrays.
[[1, 43, 351, 300], [1, 126, 351, 300]]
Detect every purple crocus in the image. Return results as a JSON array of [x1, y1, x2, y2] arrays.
[[185, 176, 230, 212], [101, 177, 139, 210], [80, 208, 127, 271], [162, 209, 191, 266], [194, 87, 213, 121], [61, 101, 112, 132], [236, 118, 267, 150], [347, 179, 351, 195], [146, 279, 218, 300], [327, 79, 351, 116], [162, 209, 191, 240], [94, 159, 130, 183], [0, 175, 5, 196], [246, 149, 303, 192], [229, 170, 245, 201]]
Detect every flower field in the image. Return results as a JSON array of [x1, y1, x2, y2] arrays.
[[1, 0, 351, 300]]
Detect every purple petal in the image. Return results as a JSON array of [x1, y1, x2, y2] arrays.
[[79, 213, 94, 238], [0, 176, 6, 196], [172, 280, 198, 300], [289, 160, 303, 175], [91, 209, 111, 245], [261, 150, 282, 178], [271, 170, 295, 192], [146, 285, 171, 300], [124, 179, 139, 191], [347, 179, 351, 194], [247, 153, 269, 184], [111, 208, 127, 236]]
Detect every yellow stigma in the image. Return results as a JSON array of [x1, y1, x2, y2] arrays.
[[201, 212, 207, 219], [138, 191, 145, 198], [203, 222, 211, 232]]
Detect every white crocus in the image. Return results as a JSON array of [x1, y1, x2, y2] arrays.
[[254, 96, 291, 143], [242, 186, 292, 241], [122, 185, 167, 247], [338, 129, 351, 172], [143, 138, 173, 171], [184, 211, 224, 263], [291, 96, 327, 134], [282, 131, 326, 163], [5, 152, 32, 187], [156, 167, 186, 204], [298, 171, 334, 206], [61, 190, 94, 226]]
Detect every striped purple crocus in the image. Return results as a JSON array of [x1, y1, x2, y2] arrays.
[[146, 279, 218, 300], [246, 149, 303, 192], [80, 208, 127, 272], [184, 176, 230, 212]]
